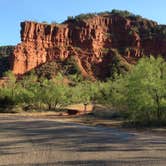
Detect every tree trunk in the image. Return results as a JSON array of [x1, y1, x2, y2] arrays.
[[84, 103, 87, 113], [145, 110, 150, 123], [155, 91, 161, 121], [48, 103, 52, 110]]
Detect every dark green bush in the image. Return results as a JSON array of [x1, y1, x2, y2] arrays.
[[0, 96, 15, 109]]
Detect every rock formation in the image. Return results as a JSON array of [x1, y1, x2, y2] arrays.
[[12, 11, 166, 79]]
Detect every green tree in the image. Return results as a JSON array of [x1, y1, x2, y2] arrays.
[[3, 70, 16, 87], [39, 76, 71, 110], [1, 71, 17, 105], [126, 56, 166, 123], [71, 81, 102, 112]]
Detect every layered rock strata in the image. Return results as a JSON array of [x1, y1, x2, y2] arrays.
[[12, 13, 166, 79]]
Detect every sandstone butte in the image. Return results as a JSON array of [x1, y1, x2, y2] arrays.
[[12, 12, 166, 79]]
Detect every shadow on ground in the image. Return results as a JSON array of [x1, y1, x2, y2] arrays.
[[0, 116, 165, 165]]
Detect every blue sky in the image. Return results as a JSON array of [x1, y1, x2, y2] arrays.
[[0, 0, 165, 45]]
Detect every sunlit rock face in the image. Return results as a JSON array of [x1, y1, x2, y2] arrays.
[[12, 13, 166, 79]]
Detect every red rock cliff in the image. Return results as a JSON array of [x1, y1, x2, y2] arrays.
[[12, 13, 166, 79]]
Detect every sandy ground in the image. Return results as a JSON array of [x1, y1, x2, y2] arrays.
[[0, 114, 166, 166]]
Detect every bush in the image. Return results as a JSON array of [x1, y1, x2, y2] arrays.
[[97, 56, 166, 126], [0, 96, 15, 109], [0, 56, 165, 128]]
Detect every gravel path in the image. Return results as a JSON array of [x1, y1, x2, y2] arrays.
[[0, 115, 166, 166]]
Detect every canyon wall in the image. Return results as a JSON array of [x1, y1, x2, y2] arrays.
[[12, 13, 166, 79]]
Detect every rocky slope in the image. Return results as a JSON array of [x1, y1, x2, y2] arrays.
[[12, 10, 166, 79]]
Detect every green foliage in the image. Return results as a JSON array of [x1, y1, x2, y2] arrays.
[[0, 56, 10, 77], [74, 13, 97, 21], [99, 9, 142, 18], [0, 72, 72, 112], [92, 56, 166, 125], [67, 74, 83, 83], [95, 49, 132, 80], [111, 9, 136, 17], [0, 71, 17, 111], [35, 57, 81, 80], [63, 56, 81, 75], [0, 46, 14, 57], [102, 48, 110, 54], [0, 56, 165, 127], [35, 61, 60, 79], [0, 46, 15, 76], [130, 26, 139, 33], [71, 81, 101, 104], [39, 78, 71, 110], [109, 50, 132, 77], [66, 9, 141, 23], [103, 56, 166, 125], [151, 25, 166, 37], [126, 56, 166, 123], [3, 70, 16, 86], [67, 16, 74, 21]]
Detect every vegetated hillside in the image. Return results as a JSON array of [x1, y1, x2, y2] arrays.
[[34, 56, 82, 80], [5, 10, 166, 79], [0, 46, 15, 76]]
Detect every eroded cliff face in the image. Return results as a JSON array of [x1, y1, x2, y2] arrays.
[[12, 13, 166, 79]]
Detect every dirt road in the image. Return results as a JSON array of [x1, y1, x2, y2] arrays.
[[0, 115, 166, 166]]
